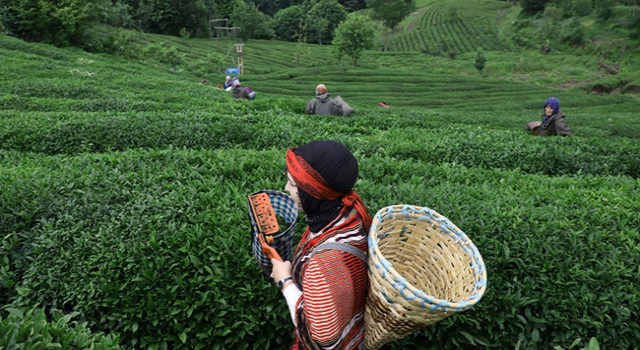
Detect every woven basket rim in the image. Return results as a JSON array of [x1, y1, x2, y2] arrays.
[[368, 204, 487, 312]]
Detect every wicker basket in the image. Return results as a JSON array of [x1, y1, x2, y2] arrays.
[[248, 190, 298, 276], [364, 205, 487, 350]]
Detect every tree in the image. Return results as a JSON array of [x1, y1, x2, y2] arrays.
[[366, 0, 415, 51], [0, 0, 93, 46], [128, 0, 215, 37], [272, 5, 306, 41], [304, 0, 347, 44], [230, 0, 274, 41], [332, 13, 376, 66], [520, 0, 550, 15], [339, 0, 367, 12], [594, 0, 613, 21], [572, 0, 593, 16], [474, 48, 487, 74]]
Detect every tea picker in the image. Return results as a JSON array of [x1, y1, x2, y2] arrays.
[[246, 141, 487, 349]]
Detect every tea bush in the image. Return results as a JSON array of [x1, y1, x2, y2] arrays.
[[1, 149, 638, 349], [0, 307, 121, 350]]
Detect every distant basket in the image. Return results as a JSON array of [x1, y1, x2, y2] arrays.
[[225, 68, 240, 74], [364, 205, 487, 350], [248, 190, 298, 275], [335, 95, 354, 117]]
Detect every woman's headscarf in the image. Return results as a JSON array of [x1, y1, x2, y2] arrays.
[[232, 78, 241, 87], [542, 97, 561, 129], [316, 84, 327, 95], [286, 140, 371, 232]]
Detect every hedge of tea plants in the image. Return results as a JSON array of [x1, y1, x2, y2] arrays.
[[1, 32, 639, 350], [0, 308, 122, 350]]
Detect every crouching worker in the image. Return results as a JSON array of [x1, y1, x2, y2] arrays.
[[222, 76, 233, 90], [271, 140, 371, 349], [537, 97, 573, 136], [305, 84, 343, 116], [231, 78, 256, 100]]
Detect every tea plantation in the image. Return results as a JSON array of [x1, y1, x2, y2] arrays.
[[1, 24, 639, 350]]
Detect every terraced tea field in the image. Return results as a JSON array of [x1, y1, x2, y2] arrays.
[[391, 0, 512, 53]]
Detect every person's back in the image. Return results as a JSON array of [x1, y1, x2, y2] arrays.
[[231, 78, 255, 100], [232, 85, 250, 99], [305, 84, 343, 116]]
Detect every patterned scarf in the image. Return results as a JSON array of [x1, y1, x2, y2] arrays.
[[286, 148, 372, 233]]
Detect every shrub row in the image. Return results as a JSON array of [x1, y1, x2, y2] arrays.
[[0, 308, 121, 350], [1, 111, 638, 178], [1, 148, 638, 349]]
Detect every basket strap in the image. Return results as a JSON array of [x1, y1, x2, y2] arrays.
[[309, 242, 367, 262]]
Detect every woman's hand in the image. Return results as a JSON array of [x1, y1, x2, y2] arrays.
[[270, 258, 292, 285]]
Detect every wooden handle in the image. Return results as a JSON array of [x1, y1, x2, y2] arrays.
[[258, 233, 283, 262]]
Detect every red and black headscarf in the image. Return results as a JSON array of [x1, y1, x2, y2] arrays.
[[286, 140, 372, 232]]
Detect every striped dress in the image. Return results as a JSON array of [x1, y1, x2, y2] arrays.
[[290, 206, 369, 350]]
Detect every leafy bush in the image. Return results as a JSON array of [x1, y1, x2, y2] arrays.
[[332, 13, 376, 66], [593, 0, 614, 21], [0, 308, 121, 349], [0, 0, 93, 46], [544, 6, 565, 21], [272, 5, 305, 42], [1, 149, 639, 350], [563, 18, 586, 46], [571, 0, 593, 17], [475, 48, 487, 73], [304, 0, 348, 45], [230, 0, 274, 41]]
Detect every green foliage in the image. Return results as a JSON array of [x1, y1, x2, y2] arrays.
[[629, 11, 640, 39], [339, 0, 367, 12], [0, 0, 92, 46], [230, 0, 274, 41], [563, 18, 586, 46], [571, 0, 593, 17], [91, 0, 134, 28], [521, 0, 551, 15], [143, 42, 185, 70], [272, 5, 305, 41], [553, 337, 600, 350], [593, 0, 614, 20], [332, 13, 376, 66], [367, 0, 416, 30], [544, 6, 565, 22], [180, 28, 192, 40], [304, 0, 348, 45], [474, 48, 487, 73], [130, 0, 213, 37], [81, 28, 141, 59], [0, 308, 121, 349], [422, 39, 456, 59]]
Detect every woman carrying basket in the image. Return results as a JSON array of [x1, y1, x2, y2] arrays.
[[271, 140, 372, 350]]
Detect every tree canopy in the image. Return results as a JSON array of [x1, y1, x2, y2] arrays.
[[366, 0, 415, 50], [366, 0, 415, 31], [332, 13, 376, 66]]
